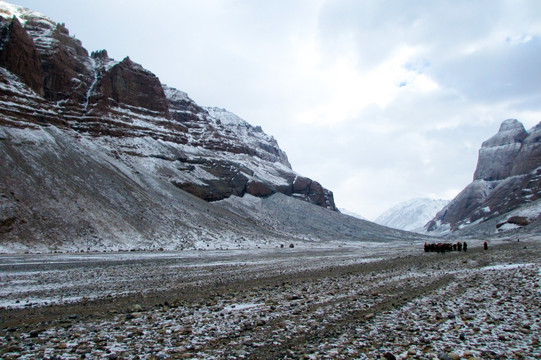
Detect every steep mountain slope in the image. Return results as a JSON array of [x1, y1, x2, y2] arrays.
[[216, 194, 424, 244], [426, 119, 541, 234], [0, 2, 336, 210], [375, 198, 449, 232], [0, 126, 286, 252], [0, 1, 418, 252]]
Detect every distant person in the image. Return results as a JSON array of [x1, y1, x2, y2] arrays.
[[463, 241, 467, 252], [484, 241, 488, 251]]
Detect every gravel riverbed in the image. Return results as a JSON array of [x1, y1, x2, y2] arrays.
[[0, 239, 540, 359]]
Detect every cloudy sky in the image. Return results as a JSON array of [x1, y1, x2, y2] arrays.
[[14, 0, 541, 219]]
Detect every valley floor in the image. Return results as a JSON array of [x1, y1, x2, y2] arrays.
[[0, 238, 540, 359]]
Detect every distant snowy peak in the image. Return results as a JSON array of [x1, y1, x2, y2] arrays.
[[338, 208, 367, 221], [375, 198, 449, 232]]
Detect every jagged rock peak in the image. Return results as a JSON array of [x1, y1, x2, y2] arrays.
[[474, 119, 528, 181], [500, 118, 523, 131], [120, 55, 154, 75], [482, 119, 528, 148], [91, 49, 108, 60], [88, 55, 170, 116]]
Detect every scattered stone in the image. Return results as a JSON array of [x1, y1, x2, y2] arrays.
[[438, 352, 452, 360], [1, 241, 539, 359]]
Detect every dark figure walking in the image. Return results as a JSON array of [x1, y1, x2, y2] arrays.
[[484, 241, 488, 251], [463, 241, 467, 252]]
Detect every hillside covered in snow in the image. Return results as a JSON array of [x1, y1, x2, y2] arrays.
[[375, 198, 449, 232]]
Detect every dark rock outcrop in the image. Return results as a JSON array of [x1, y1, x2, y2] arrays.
[[293, 176, 336, 209], [246, 181, 275, 197], [427, 119, 541, 233], [35, 22, 94, 104], [88, 56, 170, 117], [173, 159, 250, 201], [0, 16, 44, 95]]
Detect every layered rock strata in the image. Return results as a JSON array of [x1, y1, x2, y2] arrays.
[[0, 3, 336, 211], [427, 119, 541, 233]]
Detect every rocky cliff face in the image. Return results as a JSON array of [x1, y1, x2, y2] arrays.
[[473, 119, 529, 181], [0, 16, 44, 96], [0, 2, 336, 212], [88, 53, 170, 117], [426, 119, 541, 234]]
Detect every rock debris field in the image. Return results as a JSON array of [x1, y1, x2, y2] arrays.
[[0, 239, 540, 359]]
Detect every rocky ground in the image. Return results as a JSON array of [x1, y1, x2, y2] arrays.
[[0, 238, 540, 359]]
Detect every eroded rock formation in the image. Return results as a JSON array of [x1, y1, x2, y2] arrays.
[[427, 119, 541, 233]]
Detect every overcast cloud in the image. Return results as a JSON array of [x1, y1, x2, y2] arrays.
[[14, 0, 541, 219]]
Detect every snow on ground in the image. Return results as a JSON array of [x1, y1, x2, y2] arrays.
[[328, 262, 540, 359], [506, 198, 541, 221], [0, 238, 539, 359], [0, 243, 401, 309]]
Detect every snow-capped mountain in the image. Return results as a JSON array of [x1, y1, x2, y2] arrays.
[[374, 198, 449, 232], [426, 119, 541, 235], [0, 1, 424, 252], [0, 2, 336, 209], [338, 208, 367, 220]]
